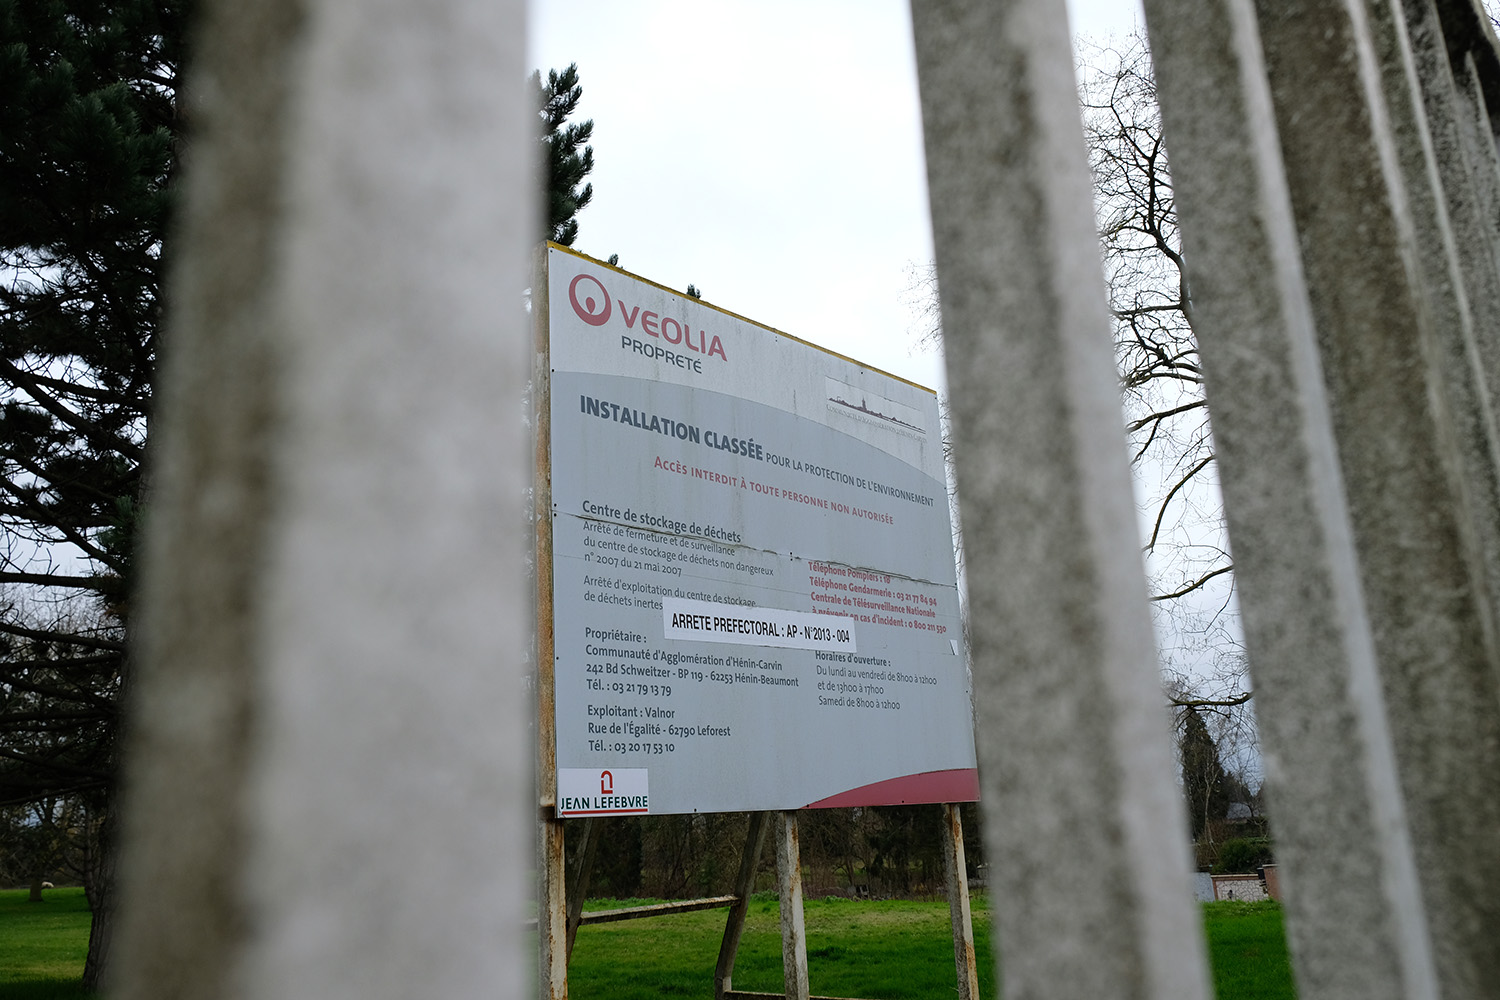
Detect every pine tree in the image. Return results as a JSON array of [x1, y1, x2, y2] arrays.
[[1179, 706, 1230, 843], [0, 0, 187, 985], [533, 62, 595, 246]]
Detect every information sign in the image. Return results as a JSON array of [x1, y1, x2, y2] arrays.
[[545, 245, 977, 815]]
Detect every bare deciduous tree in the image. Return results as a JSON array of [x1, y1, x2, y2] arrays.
[[1078, 34, 1230, 623], [1083, 32, 1260, 792]]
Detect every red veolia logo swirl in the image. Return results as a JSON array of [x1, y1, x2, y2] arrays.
[[564, 267, 729, 363], [569, 273, 612, 326]]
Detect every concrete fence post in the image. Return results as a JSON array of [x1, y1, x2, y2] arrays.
[[1360, 0, 1500, 650], [1243, 0, 1500, 994], [1400, 0, 1500, 436], [110, 0, 534, 998], [911, 2, 1213, 998], [1139, 0, 1440, 996]]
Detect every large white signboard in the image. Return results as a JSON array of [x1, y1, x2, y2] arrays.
[[546, 245, 977, 815]]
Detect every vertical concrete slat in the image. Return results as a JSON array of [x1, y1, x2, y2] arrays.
[[910, 3, 1212, 999], [1401, 0, 1500, 442], [1451, 48, 1500, 387], [1139, 0, 1440, 997], [1364, 0, 1500, 666], [112, 0, 534, 998], [1249, 0, 1500, 994]]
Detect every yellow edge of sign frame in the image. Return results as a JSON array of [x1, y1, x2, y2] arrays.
[[544, 242, 939, 397]]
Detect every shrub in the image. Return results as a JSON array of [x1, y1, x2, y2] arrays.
[[1213, 837, 1273, 874]]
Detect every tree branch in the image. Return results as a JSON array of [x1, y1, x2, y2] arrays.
[[0, 571, 116, 591], [1146, 453, 1215, 552], [0, 621, 124, 652], [1150, 564, 1233, 602], [1168, 690, 1253, 709], [1126, 399, 1208, 435], [0, 356, 144, 463]]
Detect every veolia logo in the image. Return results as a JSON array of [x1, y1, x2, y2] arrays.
[[566, 267, 728, 362], [569, 273, 612, 326]]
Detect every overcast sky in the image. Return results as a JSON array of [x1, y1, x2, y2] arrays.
[[527, 0, 1146, 394]]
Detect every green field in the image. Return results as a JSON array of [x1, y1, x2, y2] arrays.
[[570, 896, 1295, 1000], [0, 887, 95, 1000], [0, 889, 1293, 999], [571, 895, 995, 1000], [1202, 900, 1297, 1000]]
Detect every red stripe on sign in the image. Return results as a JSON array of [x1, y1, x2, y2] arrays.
[[802, 768, 980, 809]]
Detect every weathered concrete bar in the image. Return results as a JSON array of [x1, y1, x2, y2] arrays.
[[912, 1, 1212, 997], [111, 0, 534, 998]]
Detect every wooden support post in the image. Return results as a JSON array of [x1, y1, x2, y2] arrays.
[[565, 819, 602, 962], [777, 811, 811, 1000], [942, 804, 980, 1000], [533, 244, 565, 1000], [540, 816, 568, 1000], [716, 813, 771, 1000]]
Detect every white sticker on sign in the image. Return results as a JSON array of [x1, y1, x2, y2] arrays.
[[557, 768, 650, 816], [662, 598, 857, 652]]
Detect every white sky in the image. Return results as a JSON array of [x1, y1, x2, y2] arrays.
[[527, 0, 1146, 394]]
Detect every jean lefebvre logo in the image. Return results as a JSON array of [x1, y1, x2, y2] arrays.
[[569, 271, 728, 362]]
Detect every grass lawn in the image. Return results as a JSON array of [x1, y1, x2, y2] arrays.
[[1203, 901, 1297, 1000], [0, 888, 1295, 1000], [570, 895, 997, 1000], [0, 886, 95, 999], [570, 895, 1296, 1000], [571, 896, 1295, 1000]]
